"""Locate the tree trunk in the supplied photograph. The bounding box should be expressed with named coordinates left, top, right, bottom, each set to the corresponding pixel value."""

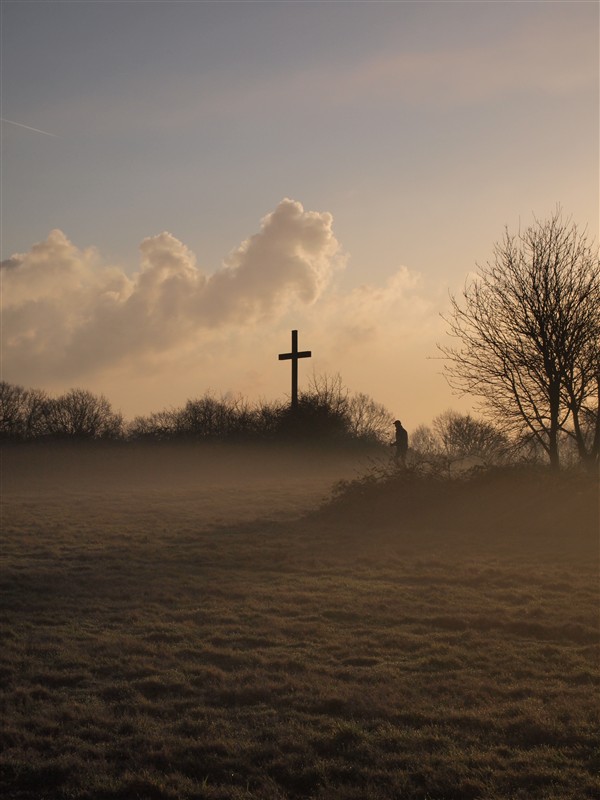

left=587, top=368, right=600, bottom=472
left=548, top=382, right=561, bottom=470
left=548, top=434, right=560, bottom=469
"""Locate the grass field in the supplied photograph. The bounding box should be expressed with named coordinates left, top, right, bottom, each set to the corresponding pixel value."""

left=1, top=444, right=598, bottom=799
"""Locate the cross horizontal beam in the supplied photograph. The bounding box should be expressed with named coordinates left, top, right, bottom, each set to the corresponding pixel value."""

left=278, top=350, right=311, bottom=361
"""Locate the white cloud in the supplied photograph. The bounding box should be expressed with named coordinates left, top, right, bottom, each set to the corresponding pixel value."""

left=1, top=199, right=343, bottom=382
left=1, top=199, right=455, bottom=423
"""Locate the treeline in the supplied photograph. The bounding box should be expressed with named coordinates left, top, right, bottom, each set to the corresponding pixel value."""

left=0, top=376, right=394, bottom=447
left=2, top=378, right=591, bottom=467
left=0, top=384, right=123, bottom=441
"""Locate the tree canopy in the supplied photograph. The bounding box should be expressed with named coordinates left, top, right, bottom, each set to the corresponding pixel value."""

left=440, top=210, right=599, bottom=469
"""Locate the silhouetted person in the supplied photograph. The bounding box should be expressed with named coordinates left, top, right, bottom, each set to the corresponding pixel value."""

left=392, top=420, right=408, bottom=466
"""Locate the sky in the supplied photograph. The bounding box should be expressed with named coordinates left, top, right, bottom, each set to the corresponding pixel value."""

left=1, top=0, right=598, bottom=429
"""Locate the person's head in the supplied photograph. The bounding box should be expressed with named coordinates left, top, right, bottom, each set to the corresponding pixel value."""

left=394, top=420, right=402, bottom=428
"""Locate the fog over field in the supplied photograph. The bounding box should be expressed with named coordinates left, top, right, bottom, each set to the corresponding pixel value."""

left=1, top=444, right=598, bottom=799
left=3, top=443, right=369, bottom=525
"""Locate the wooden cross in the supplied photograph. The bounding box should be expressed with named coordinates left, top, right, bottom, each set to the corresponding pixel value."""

left=278, top=329, right=311, bottom=409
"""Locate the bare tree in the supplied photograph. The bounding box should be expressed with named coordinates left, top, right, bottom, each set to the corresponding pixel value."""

left=411, top=423, right=440, bottom=458
left=440, top=210, right=600, bottom=469
left=176, top=393, right=254, bottom=440
left=347, top=392, right=394, bottom=444
left=127, top=409, right=178, bottom=440
left=300, top=373, right=397, bottom=444
left=43, top=389, right=123, bottom=439
left=411, top=412, right=506, bottom=464
left=292, top=373, right=350, bottom=441
left=432, top=410, right=507, bottom=462
left=0, top=382, right=48, bottom=439
left=0, top=382, right=28, bottom=439
left=249, top=398, right=287, bottom=438
left=304, top=373, right=349, bottom=417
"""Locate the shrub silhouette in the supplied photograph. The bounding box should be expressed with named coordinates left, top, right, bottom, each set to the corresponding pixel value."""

left=275, top=373, right=393, bottom=445
left=1, top=376, right=391, bottom=447
left=275, top=394, right=350, bottom=442
left=127, top=374, right=393, bottom=446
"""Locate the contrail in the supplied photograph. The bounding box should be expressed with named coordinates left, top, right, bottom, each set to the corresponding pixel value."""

left=0, top=118, right=57, bottom=137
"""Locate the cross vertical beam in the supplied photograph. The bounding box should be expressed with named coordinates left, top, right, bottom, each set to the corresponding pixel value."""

left=278, top=329, right=312, bottom=409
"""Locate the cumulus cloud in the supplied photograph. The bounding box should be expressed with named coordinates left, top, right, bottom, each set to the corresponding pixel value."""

left=1, top=199, right=342, bottom=381
left=2, top=198, right=452, bottom=421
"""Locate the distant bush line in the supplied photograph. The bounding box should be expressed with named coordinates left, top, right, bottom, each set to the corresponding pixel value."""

left=0, top=376, right=395, bottom=448
left=3, top=376, right=591, bottom=467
